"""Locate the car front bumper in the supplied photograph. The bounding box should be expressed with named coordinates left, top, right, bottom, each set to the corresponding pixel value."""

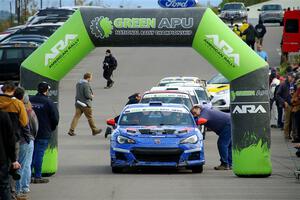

left=110, top=143, right=205, bottom=168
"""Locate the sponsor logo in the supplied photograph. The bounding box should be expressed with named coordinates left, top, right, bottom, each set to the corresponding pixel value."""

left=44, top=34, right=78, bottom=67
left=204, top=34, right=240, bottom=67
left=158, top=0, right=198, bottom=8
left=232, top=105, right=267, bottom=114
left=90, top=16, right=194, bottom=38
left=90, top=16, right=113, bottom=39
left=230, top=90, right=269, bottom=101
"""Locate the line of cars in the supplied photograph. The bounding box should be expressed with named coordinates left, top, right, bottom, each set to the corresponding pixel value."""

left=217, top=2, right=285, bottom=26
left=0, top=7, right=76, bottom=83
left=107, top=75, right=230, bottom=173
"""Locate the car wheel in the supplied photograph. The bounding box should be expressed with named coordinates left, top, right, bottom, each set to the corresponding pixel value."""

left=112, top=167, right=123, bottom=173
left=191, top=165, right=203, bottom=173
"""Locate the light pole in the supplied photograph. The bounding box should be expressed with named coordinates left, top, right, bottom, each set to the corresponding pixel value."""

left=40, top=0, right=42, bottom=9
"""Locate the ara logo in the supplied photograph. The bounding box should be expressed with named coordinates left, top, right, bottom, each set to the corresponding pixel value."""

left=205, top=35, right=240, bottom=66
left=45, top=34, right=78, bottom=66
left=232, top=105, right=267, bottom=114
left=158, top=0, right=198, bottom=8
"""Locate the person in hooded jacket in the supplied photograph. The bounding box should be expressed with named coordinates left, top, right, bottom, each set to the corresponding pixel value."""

left=103, top=49, right=118, bottom=89
left=104, top=93, right=141, bottom=138
left=30, top=82, right=59, bottom=184
left=14, top=88, right=38, bottom=198
left=255, top=20, right=266, bottom=45
left=0, top=82, right=28, bottom=199
left=241, top=23, right=258, bottom=50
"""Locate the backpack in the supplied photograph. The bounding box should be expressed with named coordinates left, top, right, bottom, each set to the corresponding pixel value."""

left=112, top=56, right=118, bottom=70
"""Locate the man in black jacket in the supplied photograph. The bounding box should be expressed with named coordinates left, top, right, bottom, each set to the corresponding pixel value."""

left=242, top=23, right=258, bottom=50
left=255, top=20, right=266, bottom=45
left=0, top=110, right=21, bottom=200
left=103, top=49, right=118, bottom=89
left=30, top=82, right=59, bottom=184
left=276, top=72, right=296, bottom=139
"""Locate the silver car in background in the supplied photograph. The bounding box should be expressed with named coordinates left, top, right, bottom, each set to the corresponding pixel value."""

left=258, top=4, right=284, bottom=26
left=218, top=2, right=249, bottom=25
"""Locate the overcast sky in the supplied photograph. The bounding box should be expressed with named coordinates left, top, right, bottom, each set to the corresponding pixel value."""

left=0, top=0, right=222, bottom=11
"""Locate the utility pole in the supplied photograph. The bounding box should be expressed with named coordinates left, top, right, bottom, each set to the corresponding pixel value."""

left=60, top=0, right=62, bottom=7
left=24, top=0, right=28, bottom=21
left=10, top=1, right=13, bottom=24
left=40, top=0, right=42, bottom=9
left=15, top=0, right=20, bottom=24
left=74, top=0, right=76, bottom=6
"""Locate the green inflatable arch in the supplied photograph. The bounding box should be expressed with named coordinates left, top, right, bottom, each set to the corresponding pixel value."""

left=20, top=7, right=271, bottom=177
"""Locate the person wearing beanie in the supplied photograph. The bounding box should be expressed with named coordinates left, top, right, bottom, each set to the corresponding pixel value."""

left=30, top=82, right=59, bottom=184
left=102, top=49, right=118, bottom=89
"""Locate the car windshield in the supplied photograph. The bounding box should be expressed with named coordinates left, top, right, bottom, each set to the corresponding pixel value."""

left=141, top=94, right=193, bottom=109
left=223, top=4, right=244, bottom=10
left=195, top=90, right=209, bottom=101
left=207, top=74, right=229, bottom=84
left=119, top=107, right=194, bottom=126
left=37, top=9, right=74, bottom=16
left=16, top=26, right=60, bottom=37
left=262, top=5, right=282, bottom=11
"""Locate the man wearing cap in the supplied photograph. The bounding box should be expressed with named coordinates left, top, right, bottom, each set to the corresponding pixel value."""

left=102, top=49, right=118, bottom=89
left=30, top=82, right=59, bottom=184
left=191, top=105, right=232, bottom=170
left=276, top=72, right=296, bottom=139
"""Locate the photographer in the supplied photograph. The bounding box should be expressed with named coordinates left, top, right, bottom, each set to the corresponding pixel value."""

left=0, top=110, right=21, bottom=200
left=102, top=49, right=118, bottom=89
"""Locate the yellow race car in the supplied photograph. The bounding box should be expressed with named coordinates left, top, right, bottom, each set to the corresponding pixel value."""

left=207, top=74, right=230, bottom=96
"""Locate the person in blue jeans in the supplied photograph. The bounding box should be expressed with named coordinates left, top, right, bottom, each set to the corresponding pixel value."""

left=191, top=105, right=232, bottom=170
left=14, top=88, right=39, bottom=197
left=30, top=82, right=59, bottom=184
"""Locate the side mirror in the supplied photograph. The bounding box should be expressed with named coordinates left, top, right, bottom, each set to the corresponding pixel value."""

left=247, top=8, right=250, bottom=11
left=197, top=118, right=207, bottom=126
left=257, top=8, right=261, bottom=11
left=106, top=118, right=116, bottom=126
left=218, top=8, right=221, bottom=13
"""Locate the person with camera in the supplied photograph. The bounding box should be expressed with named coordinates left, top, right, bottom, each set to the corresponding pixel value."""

left=0, top=110, right=21, bottom=200
left=102, top=49, right=118, bottom=89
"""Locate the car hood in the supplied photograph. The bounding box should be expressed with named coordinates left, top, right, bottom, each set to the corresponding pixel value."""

left=118, top=125, right=198, bottom=138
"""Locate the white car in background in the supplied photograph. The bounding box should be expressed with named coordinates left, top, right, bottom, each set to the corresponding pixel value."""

left=158, top=76, right=205, bottom=87
left=211, top=89, right=230, bottom=112
left=151, top=85, right=212, bottom=108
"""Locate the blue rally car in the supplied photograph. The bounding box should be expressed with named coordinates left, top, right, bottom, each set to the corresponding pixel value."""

left=107, top=102, right=205, bottom=173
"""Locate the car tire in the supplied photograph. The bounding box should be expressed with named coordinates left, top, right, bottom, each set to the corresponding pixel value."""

left=191, top=165, right=203, bottom=173
left=112, top=167, right=123, bottom=173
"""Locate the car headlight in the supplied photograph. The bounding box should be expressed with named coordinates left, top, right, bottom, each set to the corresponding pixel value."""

left=180, top=135, right=198, bottom=144
left=216, top=89, right=229, bottom=95
left=117, top=135, right=135, bottom=144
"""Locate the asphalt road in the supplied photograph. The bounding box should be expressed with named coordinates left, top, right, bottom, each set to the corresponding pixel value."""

left=29, top=25, right=300, bottom=200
